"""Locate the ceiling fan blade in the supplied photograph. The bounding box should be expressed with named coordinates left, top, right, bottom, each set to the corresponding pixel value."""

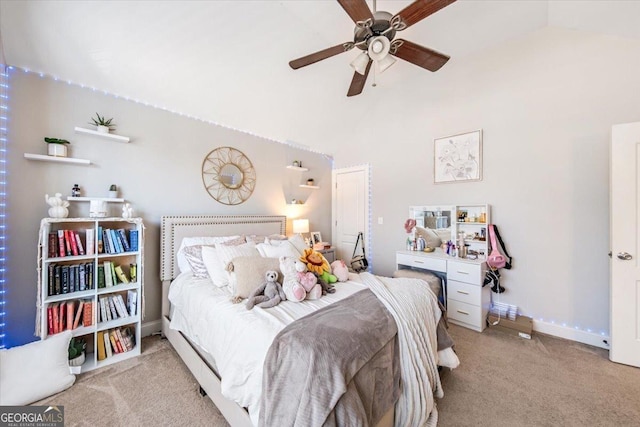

left=337, top=0, right=373, bottom=24
left=391, top=39, right=450, bottom=72
left=394, top=0, right=456, bottom=30
left=347, top=59, right=372, bottom=97
left=289, top=43, right=353, bottom=69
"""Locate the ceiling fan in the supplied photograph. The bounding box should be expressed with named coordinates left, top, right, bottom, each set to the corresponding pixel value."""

left=289, top=0, right=456, bottom=97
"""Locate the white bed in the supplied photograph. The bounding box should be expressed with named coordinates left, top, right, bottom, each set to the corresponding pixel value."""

left=160, top=215, right=453, bottom=427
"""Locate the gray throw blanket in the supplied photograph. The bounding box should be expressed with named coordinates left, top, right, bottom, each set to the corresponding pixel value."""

left=259, top=289, right=400, bottom=427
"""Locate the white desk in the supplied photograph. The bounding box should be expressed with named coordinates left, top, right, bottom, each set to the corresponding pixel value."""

left=396, top=250, right=490, bottom=332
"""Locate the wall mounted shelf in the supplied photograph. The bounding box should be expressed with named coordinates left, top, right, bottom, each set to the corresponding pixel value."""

left=74, top=127, right=130, bottom=143
left=299, top=184, right=319, bottom=189
left=24, top=153, right=91, bottom=165
left=286, top=165, right=309, bottom=172
left=67, top=197, right=125, bottom=203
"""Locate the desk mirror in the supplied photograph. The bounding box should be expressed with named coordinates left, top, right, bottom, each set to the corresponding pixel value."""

left=409, top=205, right=454, bottom=242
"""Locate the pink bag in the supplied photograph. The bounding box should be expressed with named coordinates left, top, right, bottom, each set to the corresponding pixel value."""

left=487, top=224, right=506, bottom=269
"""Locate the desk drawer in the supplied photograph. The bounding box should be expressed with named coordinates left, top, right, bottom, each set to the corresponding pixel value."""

left=447, top=260, right=483, bottom=284
left=448, top=280, right=481, bottom=305
left=447, top=299, right=483, bottom=328
left=396, top=254, right=446, bottom=273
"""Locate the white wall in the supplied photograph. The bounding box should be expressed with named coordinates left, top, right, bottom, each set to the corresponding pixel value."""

left=6, top=72, right=332, bottom=347
left=333, top=27, right=640, bottom=340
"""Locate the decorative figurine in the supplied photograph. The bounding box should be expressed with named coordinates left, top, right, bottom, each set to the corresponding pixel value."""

left=45, top=193, right=70, bottom=218
left=122, top=203, right=133, bottom=219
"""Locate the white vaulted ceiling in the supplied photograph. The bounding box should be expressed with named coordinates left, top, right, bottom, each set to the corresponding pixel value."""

left=1, top=0, right=639, bottom=154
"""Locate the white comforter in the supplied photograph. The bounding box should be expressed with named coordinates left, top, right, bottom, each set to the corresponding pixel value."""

left=169, top=271, right=458, bottom=426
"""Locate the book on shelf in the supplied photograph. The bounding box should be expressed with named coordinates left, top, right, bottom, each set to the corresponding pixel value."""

left=110, top=330, right=123, bottom=354
left=57, top=230, right=65, bottom=257
left=51, top=303, right=59, bottom=334
left=127, top=290, right=137, bottom=316
left=107, top=296, right=118, bottom=320
left=111, top=229, right=124, bottom=253
left=114, top=265, right=129, bottom=284
left=72, top=300, right=84, bottom=329
left=78, top=263, right=86, bottom=291
left=103, top=329, right=113, bottom=358
left=115, top=328, right=127, bottom=352
left=69, top=265, right=76, bottom=293
left=82, top=300, right=93, bottom=327
left=64, top=229, right=75, bottom=256
left=129, top=230, right=139, bottom=252
left=47, top=304, right=54, bottom=335
left=117, top=229, right=131, bottom=252
left=103, top=261, right=114, bottom=287
left=58, top=303, right=64, bottom=333
left=97, top=264, right=105, bottom=288
left=66, top=300, right=74, bottom=330
left=129, top=263, right=137, bottom=283
left=85, top=228, right=95, bottom=256
left=114, top=294, right=128, bottom=318
left=54, top=265, right=61, bottom=295
left=97, top=226, right=104, bottom=254
left=48, top=232, right=58, bottom=258
left=110, top=262, right=117, bottom=286
left=104, top=229, right=115, bottom=254
left=74, top=231, right=85, bottom=256
left=99, top=297, right=108, bottom=323
left=97, top=331, right=106, bottom=361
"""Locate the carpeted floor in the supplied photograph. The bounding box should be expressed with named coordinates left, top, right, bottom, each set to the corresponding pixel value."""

left=37, top=325, right=640, bottom=426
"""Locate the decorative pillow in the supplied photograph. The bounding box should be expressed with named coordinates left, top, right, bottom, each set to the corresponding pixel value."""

left=267, top=234, right=308, bottom=255
left=246, top=234, right=287, bottom=244
left=0, top=330, right=75, bottom=405
left=201, top=246, right=229, bottom=287
left=256, top=240, right=300, bottom=259
left=182, top=245, right=212, bottom=278
left=415, top=226, right=443, bottom=248
left=176, top=235, right=241, bottom=273
left=215, top=242, right=259, bottom=291
left=218, top=235, right=247, bottom=246
left=228, top=256, right=281, bottom=299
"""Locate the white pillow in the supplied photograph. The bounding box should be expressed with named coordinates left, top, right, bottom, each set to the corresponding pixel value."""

left=201, top=246, right=228, bottom=287
left=266, top=234, right=308, bottom=255
left=0, top=330, right=75, bottom=405
left=176, top=235, right=241, bottom=273
left=256, top=240, right=301, bottom=259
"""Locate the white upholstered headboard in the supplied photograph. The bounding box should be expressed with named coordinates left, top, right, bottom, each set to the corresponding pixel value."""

left=160, top=215, right=286, bottom=281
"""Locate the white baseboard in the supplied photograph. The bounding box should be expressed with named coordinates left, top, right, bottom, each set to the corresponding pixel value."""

left=142, top=319, right=162, bottom=337
left=532, top=320, right=610, bottom=349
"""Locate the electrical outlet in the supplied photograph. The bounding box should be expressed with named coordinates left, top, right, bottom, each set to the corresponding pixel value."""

left=378, top=217, right=383, bottom=225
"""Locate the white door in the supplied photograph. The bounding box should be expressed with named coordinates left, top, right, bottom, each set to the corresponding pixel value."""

left=332, top=165, right=370, bottom=266
left=610, top=121, right=640, bottom=367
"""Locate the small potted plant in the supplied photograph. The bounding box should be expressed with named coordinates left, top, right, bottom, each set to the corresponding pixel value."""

left=44, top=137, right=70, bottom=157
left=89, top=113, right=115, bottom=134
left=68, top=337, right=86, bottom=367
left=108, top=184, right=118, bottom=198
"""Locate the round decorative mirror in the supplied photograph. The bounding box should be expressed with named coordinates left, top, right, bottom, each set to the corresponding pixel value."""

left=202, top=147, right=256, bottom=205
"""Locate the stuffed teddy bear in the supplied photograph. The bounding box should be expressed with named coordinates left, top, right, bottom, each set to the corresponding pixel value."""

left=280, top=256, right=307, bottom=302
left=246, top=270, right=286, bottom=310
left=330, top=260, right=349, bottom=282
left=295, top=260, right=322, bottom=300
left=299, top=248, right=337, bottom=294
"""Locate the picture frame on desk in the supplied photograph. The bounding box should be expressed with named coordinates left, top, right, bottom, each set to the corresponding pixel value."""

left=434, top=129, right=482, bottom=184
left=310, top=231, right=322, bottom=245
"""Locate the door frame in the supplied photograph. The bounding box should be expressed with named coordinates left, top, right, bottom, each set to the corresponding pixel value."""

left=331, top=164, right=371, bottom=267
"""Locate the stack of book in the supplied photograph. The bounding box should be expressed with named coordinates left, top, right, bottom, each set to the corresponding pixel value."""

left=47, top=263, right=94, bottom=296
left=98, top=262, right=137, bottom=288
left=46, top=299, right=94, bottom=335
left=97, top=227, right=138, bottom=254
left=98, top=290, right=137, bottom=323
left=48, top=229, right=94, bottom=258
left=96, top=326, right=135, bottom=360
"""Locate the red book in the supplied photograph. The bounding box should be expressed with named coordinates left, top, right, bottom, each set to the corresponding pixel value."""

left=82, top=301, right=93, bottom=327
left=72, top=302, right=83, bottom=329
left=68, top=230, right=79, bottom=256
left=57, top=230, right=65, bottom=257
left=52, top=303, right=59, bottom=334
left=58, top=302, right=65, bottom=332
left=47, top=305, right=53, bottom=335
left=63, top=230, right=72, bottom=256
left=74, top=231, right=85, bottom=256
left=112, top=330, right=124, bottom=353
left=48, top=232, right=57, bottom=258
left=66, top=300, right=74, bottom=330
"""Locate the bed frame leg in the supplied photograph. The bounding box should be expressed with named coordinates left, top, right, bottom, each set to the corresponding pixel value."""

left=199, top=386, right=207, bottom=397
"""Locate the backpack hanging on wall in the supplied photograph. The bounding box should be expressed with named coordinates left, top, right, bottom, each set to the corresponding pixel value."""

left=487, top=224, right=513, bottom=270
left=350, top=232, right=368, bottom=273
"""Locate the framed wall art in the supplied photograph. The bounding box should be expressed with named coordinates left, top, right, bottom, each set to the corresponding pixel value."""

left=434, top=129, right=482, bottom=184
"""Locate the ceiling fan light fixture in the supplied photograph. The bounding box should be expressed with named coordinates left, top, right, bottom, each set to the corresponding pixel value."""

left=367, top=36, right=390, bottom=61
left=376, top=54, right=396, bottom=73
left=350, top=51, right=370, bottom=75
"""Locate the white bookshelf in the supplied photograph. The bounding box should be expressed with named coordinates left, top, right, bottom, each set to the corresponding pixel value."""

left=38, top=217, right=144, bottom=373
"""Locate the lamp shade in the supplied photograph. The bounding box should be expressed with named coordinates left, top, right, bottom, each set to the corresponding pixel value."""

left=367, top=36, right=390, bottom=61
left=350, top=52, right=370, bottom=75
left=293, top=219, right=309, bottom=234
left=376, top=54, right=396, bottom=73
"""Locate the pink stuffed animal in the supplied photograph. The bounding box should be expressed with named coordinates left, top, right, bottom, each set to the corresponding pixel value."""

left=295, top=260, right=322, bottom=300
left=330, top=260, right=349, bottom=282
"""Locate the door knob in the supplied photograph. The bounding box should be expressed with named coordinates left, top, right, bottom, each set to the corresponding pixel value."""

left=617, top=252, right=633, bottom=260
